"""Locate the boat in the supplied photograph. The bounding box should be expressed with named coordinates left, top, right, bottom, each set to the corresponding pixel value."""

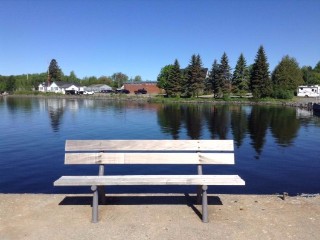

left=313, top=103, right=320, bottom=117
left=313, top=103, right=320, bottom=112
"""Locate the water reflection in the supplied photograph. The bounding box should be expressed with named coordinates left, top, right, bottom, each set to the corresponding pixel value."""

left=5, top=96, right=33, bottom=114
left=269, top=107, right=299, bottom=147
left=45, top=99, right=66, bottom=132
left=157, top=103, right=312, bottom=158
left=157, top=105, right=182, bottom=139
left=183, top=105, right=203, bottom=139
left=230, top=106, right=248, bottom=148
left=4, top=97, right=320, bottom=153
left=204, top=105, right=230, bottom=140
left=248, top=106, right=270, bottom=158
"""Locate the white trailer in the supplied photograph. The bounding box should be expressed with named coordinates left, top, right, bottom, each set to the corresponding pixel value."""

left=297, top=85, right=320, bottom=97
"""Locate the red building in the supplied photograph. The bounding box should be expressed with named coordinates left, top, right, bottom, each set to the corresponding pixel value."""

left=124, top=82, right=163, bottom=95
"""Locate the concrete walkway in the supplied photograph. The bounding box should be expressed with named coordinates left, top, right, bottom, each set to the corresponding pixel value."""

left=0, top=194, right=319, bottom=240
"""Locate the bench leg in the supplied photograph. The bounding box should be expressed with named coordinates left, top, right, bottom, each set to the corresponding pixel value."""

left=98, top=165, right=106, bottom=204
left=197, top=164, right=203, bottom=204
left=91, top=185, right=99, bottom=223
left=202, top=185, right=208, bottom=223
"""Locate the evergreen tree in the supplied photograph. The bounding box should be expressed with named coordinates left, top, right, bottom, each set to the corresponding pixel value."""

left=272, top=55, right=304, bottom=92
left=185, top=54, right=204, bottom=97
left=207, top=60, right=221, bottom=98
left=48, top=59, right=62, bottom=82
left=250, top=46, right=272, bottom=98
left=218, top=52, right=232, bottom=97
left=195, top=55, right=205, bottom=95
left=167, top=59, right=182, bottom=97
left=232, top=53, right=249, bottom=97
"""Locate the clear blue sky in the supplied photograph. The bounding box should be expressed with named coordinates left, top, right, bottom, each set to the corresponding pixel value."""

left=1, top=0, right=319, bottom=80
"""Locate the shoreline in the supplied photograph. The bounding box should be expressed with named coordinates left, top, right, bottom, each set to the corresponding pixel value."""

left=3, top=93, right=319, bottom=109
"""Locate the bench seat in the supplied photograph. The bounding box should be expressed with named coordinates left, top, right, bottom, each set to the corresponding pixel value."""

left=54, top=175, right=245, bottom=186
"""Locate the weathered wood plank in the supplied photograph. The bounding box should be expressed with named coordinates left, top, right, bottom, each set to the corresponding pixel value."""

left=54, top=175, right=245, bottom=186
left=65, top=152, right=235, bottom=164
left=65, top=140, right=234, bottom=152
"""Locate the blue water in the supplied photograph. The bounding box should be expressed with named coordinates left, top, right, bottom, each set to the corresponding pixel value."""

left=1, top=96, right=320, bottom=195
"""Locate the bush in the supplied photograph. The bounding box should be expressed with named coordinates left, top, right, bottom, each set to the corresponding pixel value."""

left=222, top=93, right=231, bottom=101
left=272, top=89, right=294, bottom=99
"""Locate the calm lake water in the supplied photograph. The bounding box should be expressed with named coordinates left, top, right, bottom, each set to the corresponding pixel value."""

left=1, top=96, right=320, bottom=195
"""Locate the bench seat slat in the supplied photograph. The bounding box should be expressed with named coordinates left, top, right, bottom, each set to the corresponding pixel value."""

left=66, top=140, right=234, bottom=152
left=65, top=152, right=235, bottom=164
left=54, top=175, right=245, bottom=186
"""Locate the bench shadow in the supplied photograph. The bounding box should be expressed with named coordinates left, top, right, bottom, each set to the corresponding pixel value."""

left=58, top=194, right=222, bottom=221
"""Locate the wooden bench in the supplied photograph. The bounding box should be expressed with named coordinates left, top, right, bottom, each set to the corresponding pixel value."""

left=54, top=140, right=245, bottom=223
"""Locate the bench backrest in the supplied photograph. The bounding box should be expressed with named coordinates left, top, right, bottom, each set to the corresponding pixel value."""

left=65, top=140, right=235, bottom=165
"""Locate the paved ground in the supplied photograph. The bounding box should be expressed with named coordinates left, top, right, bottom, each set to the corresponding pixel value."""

left=0, top=194, right=319, bottom=240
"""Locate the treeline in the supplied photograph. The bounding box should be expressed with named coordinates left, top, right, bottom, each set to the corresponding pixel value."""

left=157, top=45, right=320, bottom=99
left=0, top=59, right=143, bottom=93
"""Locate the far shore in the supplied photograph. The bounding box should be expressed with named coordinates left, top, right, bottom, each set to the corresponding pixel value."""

left=2, top=93, right=319, bottom=109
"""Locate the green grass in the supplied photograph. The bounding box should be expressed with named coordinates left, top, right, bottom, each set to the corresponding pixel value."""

left=11, top=91, right=300, bottom=105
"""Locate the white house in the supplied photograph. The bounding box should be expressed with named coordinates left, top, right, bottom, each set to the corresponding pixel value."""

left=38, top=82, right=50, bottom=92
left=38, top=81, right=84, bottom=94
left=297, top=85, right=320, bottom=97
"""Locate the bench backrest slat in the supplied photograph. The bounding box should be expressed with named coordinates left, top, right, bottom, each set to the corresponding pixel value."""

left=65, top=152, right=235, bottom=165
left=65, top=140, right=234, bottom=152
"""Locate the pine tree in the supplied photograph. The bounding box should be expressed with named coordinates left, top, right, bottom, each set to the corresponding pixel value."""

left=250, top=46, right=272, bottom=98
left=217, top=52, right=232, bottom=98
left=167, top=59, right=182, bottom=97
left=232, top=53, right=249, bottom=97
left=208, top=60, right=221, bottom=98
left=48, top=59, right=62, bottom=82
left=185, top=54, right=204, bottom=97
left=195, top=54, right=205, bottom=95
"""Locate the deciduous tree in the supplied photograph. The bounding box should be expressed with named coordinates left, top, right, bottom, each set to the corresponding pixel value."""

left=111, top=72, right=128, bottom=88
left=157, top=64, right=174, bottom=95
left=6, top=76, right=16, bottom=92
left=69, top=71, right=79, bottom=83
left=272, top=55, right=303, bottom=92
left=302, top=61, right=320, bottom=85
left=133, top=75, right=142, bottom=82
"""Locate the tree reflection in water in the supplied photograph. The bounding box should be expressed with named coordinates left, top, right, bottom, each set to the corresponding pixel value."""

left=157, top=103, right=302, bottom=158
